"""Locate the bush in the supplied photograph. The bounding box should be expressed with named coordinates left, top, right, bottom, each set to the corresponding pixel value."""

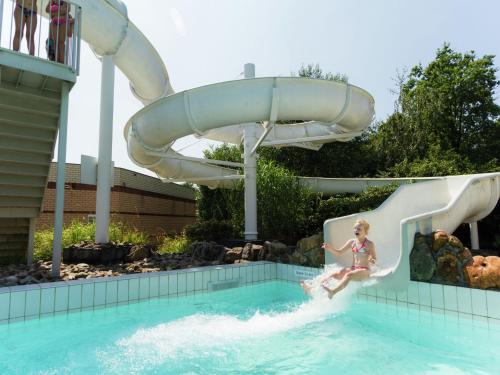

left=157, top=234, right=191, bottom=254
left=185, top=220, right=235, bottom=242
left=302, top=184, right=399, bottom=235
left=34, top=221, right=149, bottom=262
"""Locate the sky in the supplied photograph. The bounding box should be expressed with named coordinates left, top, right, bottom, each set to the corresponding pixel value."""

left=3, top=0, right=500, bottom=176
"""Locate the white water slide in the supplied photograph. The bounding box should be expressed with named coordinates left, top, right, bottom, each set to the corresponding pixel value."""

left=325, top=173, right=500, bottom=291
left=65, top=1, right=499, bottom=290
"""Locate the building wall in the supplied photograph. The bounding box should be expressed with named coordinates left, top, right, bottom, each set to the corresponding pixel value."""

left=38, top=163, right=197, bottom=235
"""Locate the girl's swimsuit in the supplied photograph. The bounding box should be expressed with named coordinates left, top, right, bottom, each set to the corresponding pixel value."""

left=351, top=239, right=369, bottom=270
left=17, top=4, right=37, bottom=17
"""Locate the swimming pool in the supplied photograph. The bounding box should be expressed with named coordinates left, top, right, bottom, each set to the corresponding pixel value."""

left=0, top=279, right=498, bottom=374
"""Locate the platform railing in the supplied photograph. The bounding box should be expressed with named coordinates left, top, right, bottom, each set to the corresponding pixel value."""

left=0, top=0, right=81, bottom=74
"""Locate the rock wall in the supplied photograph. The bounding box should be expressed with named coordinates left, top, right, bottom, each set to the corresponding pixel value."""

left=410, top=230, right=500, bottom=290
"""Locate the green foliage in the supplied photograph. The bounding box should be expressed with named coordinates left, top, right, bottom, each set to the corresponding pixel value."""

left=294, top=63, right=348, bottom=83
left=256, top=159, right=312, bottom=241
left=33, top=221, right=149, bottom=262
left=157, top=235, right=191, bottom=254
left=303, top=185, right=399, bottom=234
left=373, top=43, right=500, bottom=171
left=185, top=219, right=235, bottom=242
left=379, top=146, right=474, bottom=177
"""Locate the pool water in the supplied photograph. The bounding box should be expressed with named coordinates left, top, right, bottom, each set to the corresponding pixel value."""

left=0, top=280, right=498, bottom=374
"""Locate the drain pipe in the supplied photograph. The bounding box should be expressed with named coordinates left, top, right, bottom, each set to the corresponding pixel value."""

left=243, top=63, right=258, bottom=240
left=95, top=55, right=116, bottom=243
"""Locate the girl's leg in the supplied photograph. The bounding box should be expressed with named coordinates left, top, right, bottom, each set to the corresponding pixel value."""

left=25, top=11, right=37, bottom=55
left=13, top=7, right=24, bottom=52
left=299, top=280, right=313, bottom=296
left=322, top=269, right=370, bottom=299
left=56, top=25, right=67, bottom=63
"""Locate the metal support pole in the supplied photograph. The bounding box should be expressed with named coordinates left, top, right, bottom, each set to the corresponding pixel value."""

left=26, top=218, right=36, bottom=266
left=243, top=63, right=258, bottom=240
left=51, top=82, right=70, bottom=277
left=469, top=221, right=479, bottom=250
left=0, top=0, right=4, bottom=42
left=95, top=55, right=115, bottom=243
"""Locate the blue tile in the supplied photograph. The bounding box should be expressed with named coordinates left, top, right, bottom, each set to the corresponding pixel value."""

left=40, top=288, right=55, bottom=314
left=68, top=285, right=82, bottom=310
left=9, top=291, right=26, bottom=319
left=128, top=278, right=139, bottom=301
left=0, top=293, right=10, bottom=320
left=54, top=286, right=69, bottom=312
left=159, top=276, right=169, bottom=296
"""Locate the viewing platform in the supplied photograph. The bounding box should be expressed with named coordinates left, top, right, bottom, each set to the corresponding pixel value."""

left=0, top=0, right=82, bottom=263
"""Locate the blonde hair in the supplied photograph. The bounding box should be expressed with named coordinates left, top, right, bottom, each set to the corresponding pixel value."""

left=354, top=219, right=370, bottom=233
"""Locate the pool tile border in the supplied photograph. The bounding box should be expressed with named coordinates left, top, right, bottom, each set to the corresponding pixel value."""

left=274, top=263, right=500, bottom=327
left=2, top=261, right=500, bottom=328
left=0, top=261, right=275, bottom=324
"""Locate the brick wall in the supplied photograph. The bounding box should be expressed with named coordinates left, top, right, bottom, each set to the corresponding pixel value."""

left=38, top=163, right=197, bottom=236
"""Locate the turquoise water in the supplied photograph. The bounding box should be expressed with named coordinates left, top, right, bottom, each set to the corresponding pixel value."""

left=0, top=280, right=498, bottom=374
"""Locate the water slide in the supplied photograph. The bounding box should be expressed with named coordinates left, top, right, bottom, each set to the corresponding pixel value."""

left=55, top=1, right=499, bottom=290
left=324, top=173, right=500, bottom=291
left=55, top=0, right=374, bottom=189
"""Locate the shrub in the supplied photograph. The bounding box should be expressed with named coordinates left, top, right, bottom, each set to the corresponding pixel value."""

left=157, top=234, right=191, bottom=254
left=185, top=220, right=235, bottom=242
left=33, top=221, right=149, bottom=262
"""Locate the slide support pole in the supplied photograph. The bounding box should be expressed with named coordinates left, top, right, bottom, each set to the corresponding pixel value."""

left=95, top=55, right=115, bottom=243
left=243, top=63, right=258, bottom=241
left=51, top=82, right=70, bottom=277
left=469, top=221, right=479, bottom=250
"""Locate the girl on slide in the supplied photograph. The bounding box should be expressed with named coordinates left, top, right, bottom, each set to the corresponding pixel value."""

left=46, top=0, right=74, bottom=63
left=300, top=219, right=377, bottom=299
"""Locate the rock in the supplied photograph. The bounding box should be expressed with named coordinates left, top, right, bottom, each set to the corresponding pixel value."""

left=292, top=233, right=324, bottom=267
left=435, top=249, right=461, bottom=284
left=224, top=248, right=242, bottom=264
left=264, top=241, right=289, bottom=257
left=464, top=256, right=500, bottom=289
left=410, top=233, right=436, bottom=281
left=128, top=245, right=152, bottom=261
left=5, top=275, right=18, bottom=284
left=290, top=251, right=308, bottom=266
left=448, top=235, right=464, bottom=250
left=189, top=241, right=226, bottom=261
left=432, top=230, right=449, bottom=252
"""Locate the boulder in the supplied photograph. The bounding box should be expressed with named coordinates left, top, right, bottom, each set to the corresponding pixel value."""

left=242, top=243, right=260, bottom=261
left=432, top=230, right=449, bottom=252
left=293, top=233, right=324, bottom=267
left=128, top=245, right=152, bottom=262
left=264, top=241, right=288, bottom=257
left=224, top=248, right=243, bottom=264
left=410, top=233, right=436, bottom=281
left=464, top=256, right=500, bottom=289
left=189, top=241, right=226, bottom=261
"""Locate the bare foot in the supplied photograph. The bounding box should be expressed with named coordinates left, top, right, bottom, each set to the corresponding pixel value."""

left=322, top=283, right=334, bottom=299
left=300, top=280, right=312, bottom=296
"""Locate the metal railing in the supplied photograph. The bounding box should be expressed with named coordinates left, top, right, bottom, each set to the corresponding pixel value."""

left=0, top=0, right=81, bottom=73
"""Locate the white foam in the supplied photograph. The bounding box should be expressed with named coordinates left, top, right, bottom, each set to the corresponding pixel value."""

left=101, top=265, right=373, bottom=372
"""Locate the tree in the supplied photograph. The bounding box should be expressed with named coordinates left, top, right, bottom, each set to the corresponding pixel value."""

left=373, top=43, right=500, bottom=173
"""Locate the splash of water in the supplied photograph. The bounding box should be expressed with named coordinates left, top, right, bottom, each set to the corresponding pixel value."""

left=101, top=265, right=375, bottom=373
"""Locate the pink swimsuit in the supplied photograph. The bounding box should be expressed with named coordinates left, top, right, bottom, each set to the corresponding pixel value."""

left=351, top=239, right=369, bottom=270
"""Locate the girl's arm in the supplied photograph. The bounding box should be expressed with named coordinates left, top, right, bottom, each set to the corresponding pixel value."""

left=368, top=243, right=378, bottom=264
left=322, top=240, right=352, bottom=256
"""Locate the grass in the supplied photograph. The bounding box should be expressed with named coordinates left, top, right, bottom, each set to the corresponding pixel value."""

left=157, top=234, right=191, bottom=255
left=34, top=221, right=149, bottom=262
